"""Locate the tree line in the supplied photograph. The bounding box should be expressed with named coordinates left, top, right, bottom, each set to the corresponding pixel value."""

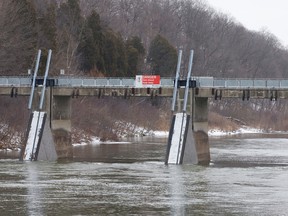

left=0, top=0, right=176, bottom=77
left=1, top=0, right=288, bottom=78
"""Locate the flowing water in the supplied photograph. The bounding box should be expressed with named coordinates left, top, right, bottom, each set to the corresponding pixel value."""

left=1, top=135, right=288, bottom=216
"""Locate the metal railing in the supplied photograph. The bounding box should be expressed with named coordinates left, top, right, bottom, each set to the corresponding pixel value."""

left=0, top=76, right=32, bottom=86
left=57, top=77, right=136, bottom=87
left=212, top=78, right=288, bottom=88
left=0, top=76, right=175, bottom=87
left=1, top=76, right=288, bottom=89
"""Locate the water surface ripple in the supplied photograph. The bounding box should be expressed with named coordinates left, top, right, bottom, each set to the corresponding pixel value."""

left=0, top=136, right=288, bottom=215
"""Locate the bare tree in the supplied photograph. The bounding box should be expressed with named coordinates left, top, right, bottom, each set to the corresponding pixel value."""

left=54, top=0, right=85, bottom=75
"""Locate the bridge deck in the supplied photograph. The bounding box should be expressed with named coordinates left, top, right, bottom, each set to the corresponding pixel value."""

left=1, top=76, right=288, bottom=99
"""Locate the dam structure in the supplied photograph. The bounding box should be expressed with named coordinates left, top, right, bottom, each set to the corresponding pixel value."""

left=2, top=50, right=288, bottom=163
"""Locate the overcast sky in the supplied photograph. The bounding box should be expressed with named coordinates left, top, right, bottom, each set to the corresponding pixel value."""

left=206, top=0, right=288, bottom=47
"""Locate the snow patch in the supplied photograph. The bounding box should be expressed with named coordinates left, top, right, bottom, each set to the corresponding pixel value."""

left=208, top=127, right=264, bottom=136
left=152, top=131, right=169, bottom=137
left=72, top=137, right=100, bottom=146
left=114, top=121, right=154, bottom=137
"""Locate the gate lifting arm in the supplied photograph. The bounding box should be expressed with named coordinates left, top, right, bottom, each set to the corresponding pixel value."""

left=171, top=49, right=183, bottom=112
left=183, top=50, right=194, bottom=112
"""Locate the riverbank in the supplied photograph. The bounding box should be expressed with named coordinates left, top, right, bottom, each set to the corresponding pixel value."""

left=0, top=126, right=287, bottom=150
left=208, top=127, right=264, bottom=136
left=72, top=127, right=280, bottom=146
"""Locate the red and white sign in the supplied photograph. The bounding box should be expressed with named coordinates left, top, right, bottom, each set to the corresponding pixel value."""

left=135, top=75, right=160, bottom=87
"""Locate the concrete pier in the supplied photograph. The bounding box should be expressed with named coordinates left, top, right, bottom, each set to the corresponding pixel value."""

left=166, top=95, right=210, bottom=165
left=191, top=97, right=210, bottom=165
left=21, top=87, right=58, bottom=161
left=51, top=95, right=72, bottom=158
left=21, top=86, right=73, bottom=160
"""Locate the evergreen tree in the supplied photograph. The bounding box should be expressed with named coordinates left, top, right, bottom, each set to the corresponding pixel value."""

left=147, top=34, right=177, bottom=76
left=126, top=46, right=139, bottom=76
left=80, top=10, right=128, bottom=76
left=115, top=34, right=128, bottom=77
left=126, top=36, right=145, bottom=76
left=79, top=11, right=105, bottom=74
left=126, top=36, right=145, bottom=56
left=102, top=31, right=127, bottom=76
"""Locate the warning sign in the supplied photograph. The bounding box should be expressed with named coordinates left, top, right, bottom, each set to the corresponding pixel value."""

left=135, top=75, right=160, bottom=87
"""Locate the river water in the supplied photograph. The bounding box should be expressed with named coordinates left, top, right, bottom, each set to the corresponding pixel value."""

left=0, top=135, right=288, bottom=216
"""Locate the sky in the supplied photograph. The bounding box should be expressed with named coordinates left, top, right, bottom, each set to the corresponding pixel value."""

left=206, top=0, right=288, bottom=46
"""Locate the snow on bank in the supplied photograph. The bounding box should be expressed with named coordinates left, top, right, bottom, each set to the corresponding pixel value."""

left=72, top=130, right=169, bottom=146
left=72, top=136, right=101, bottom=146
left=72, top=127, right=278, bottom=146
left=72, top=122, right=287, bottom=146
left=153, top=127, right=266, bottom=137
left=153, top=131, right=169, bottom=137
left=208, top=127, right=264, bottom=136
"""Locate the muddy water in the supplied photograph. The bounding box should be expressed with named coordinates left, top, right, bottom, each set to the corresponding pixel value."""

left=0, top=135, right=288, bottom=215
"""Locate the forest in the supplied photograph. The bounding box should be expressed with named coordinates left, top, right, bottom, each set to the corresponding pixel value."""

left=1, top=0, right=288, bottom=148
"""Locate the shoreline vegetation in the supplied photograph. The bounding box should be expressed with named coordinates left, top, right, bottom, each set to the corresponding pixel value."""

left=1, top=126, right=286, bottom=151
left=1, top=97, right=288, bottom=151
left=1, top=115, right=287, bottom=151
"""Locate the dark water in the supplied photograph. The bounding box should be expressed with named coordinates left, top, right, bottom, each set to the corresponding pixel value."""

left=1, top=135, right=288, bottom=216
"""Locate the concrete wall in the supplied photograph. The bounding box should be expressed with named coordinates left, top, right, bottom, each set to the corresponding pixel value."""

left=51, top=95, right=72, bottom=158
left=192, top=97, right=210, bottom=165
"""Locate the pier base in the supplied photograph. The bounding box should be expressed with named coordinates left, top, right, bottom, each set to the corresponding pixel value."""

left=165, top=114, right=210, bottom=165
left=165, top=97, right=210, bottom=165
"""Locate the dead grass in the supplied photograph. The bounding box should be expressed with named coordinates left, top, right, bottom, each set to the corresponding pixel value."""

left=208, top=112, right=241, bottom=131
left=71, top=97, right=171, bottom=141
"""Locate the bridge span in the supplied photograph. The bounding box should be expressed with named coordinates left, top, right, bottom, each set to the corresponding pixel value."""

left=1, top=75, right=288, bottom=164
left=3, top=47, right=288, bottom=166
left=1, top=76, right=288, bottom=100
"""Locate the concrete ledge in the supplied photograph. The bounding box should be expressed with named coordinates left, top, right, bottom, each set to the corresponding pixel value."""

left=52, top=128, right=73, bottom=158
left=51, top=120, right=71, bottom=131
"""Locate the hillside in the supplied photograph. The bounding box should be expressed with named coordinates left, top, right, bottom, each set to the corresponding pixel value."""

left=1, top=0, right=288, bottom=78
left=1, top=0, right=288, bottom=147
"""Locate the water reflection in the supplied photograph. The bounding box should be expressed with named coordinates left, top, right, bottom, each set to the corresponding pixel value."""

left=25, top=163, right=44, bottom=216
left=0, top=136, right=288, bottom=215
left=168, top=166, right=185, bottom=216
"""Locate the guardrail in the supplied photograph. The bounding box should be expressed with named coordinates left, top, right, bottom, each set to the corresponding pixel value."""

left=0, top=76, right=31, bottom=86
left=57, top=77, right=135, bottom=87
left=212, top=79, right=288, bottom=88
left=0, top=76, right=176, bottom=87
left=1, top=76, right=288, bottom=89
left=57, top=77, right=178, bottom=87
